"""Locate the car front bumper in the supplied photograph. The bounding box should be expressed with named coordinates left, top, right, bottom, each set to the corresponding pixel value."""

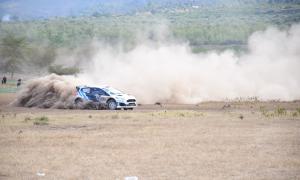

left=117, top=102, right=137, bottom=108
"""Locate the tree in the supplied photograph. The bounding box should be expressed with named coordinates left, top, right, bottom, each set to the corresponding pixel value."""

left=28, top=45, right=56, bottom=73
left=0, top=34, right=27, bottom=78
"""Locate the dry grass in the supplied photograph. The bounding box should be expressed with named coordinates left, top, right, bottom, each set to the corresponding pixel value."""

left=0, top=109, right=299, bottom=179
left=0, top=99, right=300, bottom=179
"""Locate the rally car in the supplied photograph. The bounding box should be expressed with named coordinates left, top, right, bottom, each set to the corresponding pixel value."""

left=74, top=86, right=137, bottom=110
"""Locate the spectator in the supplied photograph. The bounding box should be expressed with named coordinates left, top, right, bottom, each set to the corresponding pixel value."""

left=2, top=76, right=7, bottom=84
left=17, top=78, right=22, bottom=87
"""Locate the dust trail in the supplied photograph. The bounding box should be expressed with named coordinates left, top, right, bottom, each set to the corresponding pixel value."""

left=79, top=24, right=300, bottom=104
left=13, top=74, right=80, bottom=109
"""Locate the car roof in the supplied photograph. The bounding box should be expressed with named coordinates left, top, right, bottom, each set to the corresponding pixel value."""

left=76, top=85, right=111, bottom=89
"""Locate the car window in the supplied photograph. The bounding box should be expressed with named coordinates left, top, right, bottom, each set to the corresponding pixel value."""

left=103, top=88, right=123, bottom=95
left=82, top=88, right=90, bottom=93
left=91, top=88, right=108, bottom=96
left=97, top=89, right=106, bottom=95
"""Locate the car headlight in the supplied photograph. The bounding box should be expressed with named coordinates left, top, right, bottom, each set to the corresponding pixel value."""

left=115, top=97, right=125, bottom=102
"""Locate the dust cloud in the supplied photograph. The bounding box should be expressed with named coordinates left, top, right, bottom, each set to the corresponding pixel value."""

left=14, top=24, right=300, bottom=107
left=13, top=74, right=79, bottom=109
left=79, top=24, right=300, bottom=104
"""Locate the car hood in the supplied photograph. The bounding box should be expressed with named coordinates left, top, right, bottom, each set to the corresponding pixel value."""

left=111, top=94, right=136, bottom=100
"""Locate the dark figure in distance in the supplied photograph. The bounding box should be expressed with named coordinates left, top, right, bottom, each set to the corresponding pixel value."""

left=17, top=79, right=21, bottom=87
left=2, top=76, right=7, bottom=84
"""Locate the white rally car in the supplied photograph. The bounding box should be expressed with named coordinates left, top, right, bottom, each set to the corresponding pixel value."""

left=75, top=86, right=137, bottom=110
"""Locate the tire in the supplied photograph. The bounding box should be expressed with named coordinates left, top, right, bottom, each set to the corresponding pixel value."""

left=107, top=99, right=117, bottom=110
left=74, top=98, right=84, bottom=109
left=75, top=98, right=83, bottom=104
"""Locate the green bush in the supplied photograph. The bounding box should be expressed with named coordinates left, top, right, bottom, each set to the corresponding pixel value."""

left=292, top=112, right=298, bottom=117
left=33, top=116, right=49, bottom=125
left=275, top=107, right=287, bottom=116
left=48, top=65, right=80, bottom=75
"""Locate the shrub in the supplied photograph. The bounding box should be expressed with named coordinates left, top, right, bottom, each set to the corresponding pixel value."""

left=24, top=116, right=31, bottom=122
left=292, top=112, right=298, bottom=117
left=275, top=107, right=287, bottom=116
left=260, top=106, right=269, bottom=117
left=155, top=102, right=162, bottom=106
left=239, top=114, right=244, bottom=120
left=48, top=65, right=80, bottom=75
left=33, top=116, right=49, bottom=125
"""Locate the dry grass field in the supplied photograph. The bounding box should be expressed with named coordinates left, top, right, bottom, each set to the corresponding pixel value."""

left=0, top=94, right=300, bottom=179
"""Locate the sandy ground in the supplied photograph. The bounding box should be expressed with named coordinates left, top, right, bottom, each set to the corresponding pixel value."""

left=0, top=94, right=300, bottom=179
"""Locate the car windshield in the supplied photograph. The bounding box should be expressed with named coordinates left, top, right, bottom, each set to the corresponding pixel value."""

left=103, top=87, right=123, bottom=95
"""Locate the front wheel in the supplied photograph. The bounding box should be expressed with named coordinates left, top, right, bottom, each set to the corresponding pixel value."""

left=107, top=99, right=117, bottom=110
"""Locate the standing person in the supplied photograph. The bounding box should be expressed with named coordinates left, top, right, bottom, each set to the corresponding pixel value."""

left=2, top=76, right=7, bottom=84
left=17, top=78, right=21, bottom=87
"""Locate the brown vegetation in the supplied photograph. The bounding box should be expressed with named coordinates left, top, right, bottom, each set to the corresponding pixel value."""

left=0, top=95, right=300, bottom=179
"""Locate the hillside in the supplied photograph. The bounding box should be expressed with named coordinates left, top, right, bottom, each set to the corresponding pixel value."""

left=1, top=0, right=300, bottom=20
left=1, top=2, right=299, bottom=52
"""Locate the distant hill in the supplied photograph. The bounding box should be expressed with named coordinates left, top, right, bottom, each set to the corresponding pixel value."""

left=1, top=0, right=300, bottom=20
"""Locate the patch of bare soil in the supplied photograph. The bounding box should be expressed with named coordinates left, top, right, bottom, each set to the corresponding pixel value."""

left=0, top=94, right=15, bottom=107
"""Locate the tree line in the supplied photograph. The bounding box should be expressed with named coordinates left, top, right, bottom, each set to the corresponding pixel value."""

left=0, top=33, right=79, bottom=77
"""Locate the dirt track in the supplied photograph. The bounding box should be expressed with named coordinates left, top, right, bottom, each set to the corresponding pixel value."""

left=0, top=94, right=300, bottom=179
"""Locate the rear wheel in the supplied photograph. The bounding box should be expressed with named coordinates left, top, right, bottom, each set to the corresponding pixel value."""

left=107, top=99, right=117, bottom=110
left=75, top=98, right=83, bottom=109
left=75, top=98, right=83, bottom=104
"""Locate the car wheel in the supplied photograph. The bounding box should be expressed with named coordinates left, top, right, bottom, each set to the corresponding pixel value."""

left=75, top=98, right=83, bottom=104
left=74, top=98, right=83, bottom=109
left=107, top=99, right=117, bottom=110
